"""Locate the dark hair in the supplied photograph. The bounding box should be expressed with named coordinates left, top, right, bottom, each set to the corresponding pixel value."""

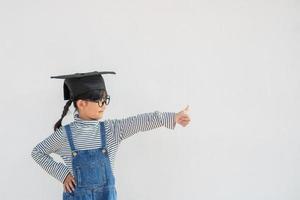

left=53, top=89, right=107, bottom=131
left=53, top=100, right=75, bottom=131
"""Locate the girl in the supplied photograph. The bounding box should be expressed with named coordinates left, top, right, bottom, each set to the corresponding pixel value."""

left=31, top=71, right=191, bottom=200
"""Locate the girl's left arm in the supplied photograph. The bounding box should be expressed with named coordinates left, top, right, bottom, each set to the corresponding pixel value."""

left=107, top=111, right=176, bottom=143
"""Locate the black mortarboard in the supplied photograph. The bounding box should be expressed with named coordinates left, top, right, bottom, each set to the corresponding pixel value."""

left=51, top=71, right=116, bottom=101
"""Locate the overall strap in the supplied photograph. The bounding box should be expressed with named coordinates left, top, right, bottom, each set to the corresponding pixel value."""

left=64, top=124, right=76, bottom=151
left=100, top=121, right=106, bottom=148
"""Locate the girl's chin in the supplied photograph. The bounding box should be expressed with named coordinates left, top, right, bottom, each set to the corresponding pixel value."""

left=98, top=112, right=104, bottom=117
left=91, top=116, right=102, bottom=120
left=90, top=113, right=103, bottom=120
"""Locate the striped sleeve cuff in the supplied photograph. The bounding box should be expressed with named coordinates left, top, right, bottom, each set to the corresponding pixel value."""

left=161, top=112, right=177, bottom=130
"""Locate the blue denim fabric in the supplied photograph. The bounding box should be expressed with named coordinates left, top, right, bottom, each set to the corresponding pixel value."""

left=63, top=122, right=117, bottom=200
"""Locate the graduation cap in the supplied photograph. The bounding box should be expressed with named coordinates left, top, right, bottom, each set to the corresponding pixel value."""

left=51, top=71, right=116, bottom=101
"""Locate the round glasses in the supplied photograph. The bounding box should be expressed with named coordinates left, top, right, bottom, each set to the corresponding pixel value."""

left=87, top=95, right=110, bottom=107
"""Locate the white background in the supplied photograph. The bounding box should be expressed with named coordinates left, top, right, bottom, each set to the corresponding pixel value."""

left=0, top=0, right=299, bottom=199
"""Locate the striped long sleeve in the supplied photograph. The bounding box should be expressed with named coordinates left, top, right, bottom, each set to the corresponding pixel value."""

left=109, top=111, right=176, bottom=142
left=31, top=126, right=70, bottom=183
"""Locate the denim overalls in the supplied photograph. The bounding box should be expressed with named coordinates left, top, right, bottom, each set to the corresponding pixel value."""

left=63, top=122, right=117, bottom=200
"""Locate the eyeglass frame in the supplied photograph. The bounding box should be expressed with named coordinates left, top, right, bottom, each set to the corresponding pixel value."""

left=85, top=95, right=110, bottom=107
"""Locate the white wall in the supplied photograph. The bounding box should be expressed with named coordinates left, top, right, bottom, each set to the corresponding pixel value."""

left=0, top=0, right=299, bottom=199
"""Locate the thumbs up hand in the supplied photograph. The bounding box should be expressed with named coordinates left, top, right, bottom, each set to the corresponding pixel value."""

left=175, top=105, right=191, bottom=127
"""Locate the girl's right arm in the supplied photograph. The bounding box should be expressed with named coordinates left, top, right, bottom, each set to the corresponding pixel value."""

left=108, top=111, right=177, bottom=143
left=31, top=126, right=70, bottom=184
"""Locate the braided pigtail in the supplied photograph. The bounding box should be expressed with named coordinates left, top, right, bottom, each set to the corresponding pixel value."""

left=53, top=99, right=73, bottom=131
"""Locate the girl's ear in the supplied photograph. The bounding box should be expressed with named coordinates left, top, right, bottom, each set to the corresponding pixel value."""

left=76, top=99, right=87, bottom=110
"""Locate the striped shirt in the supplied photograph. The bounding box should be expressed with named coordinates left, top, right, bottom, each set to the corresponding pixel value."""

left=31, top=111, right=176, bottom=183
